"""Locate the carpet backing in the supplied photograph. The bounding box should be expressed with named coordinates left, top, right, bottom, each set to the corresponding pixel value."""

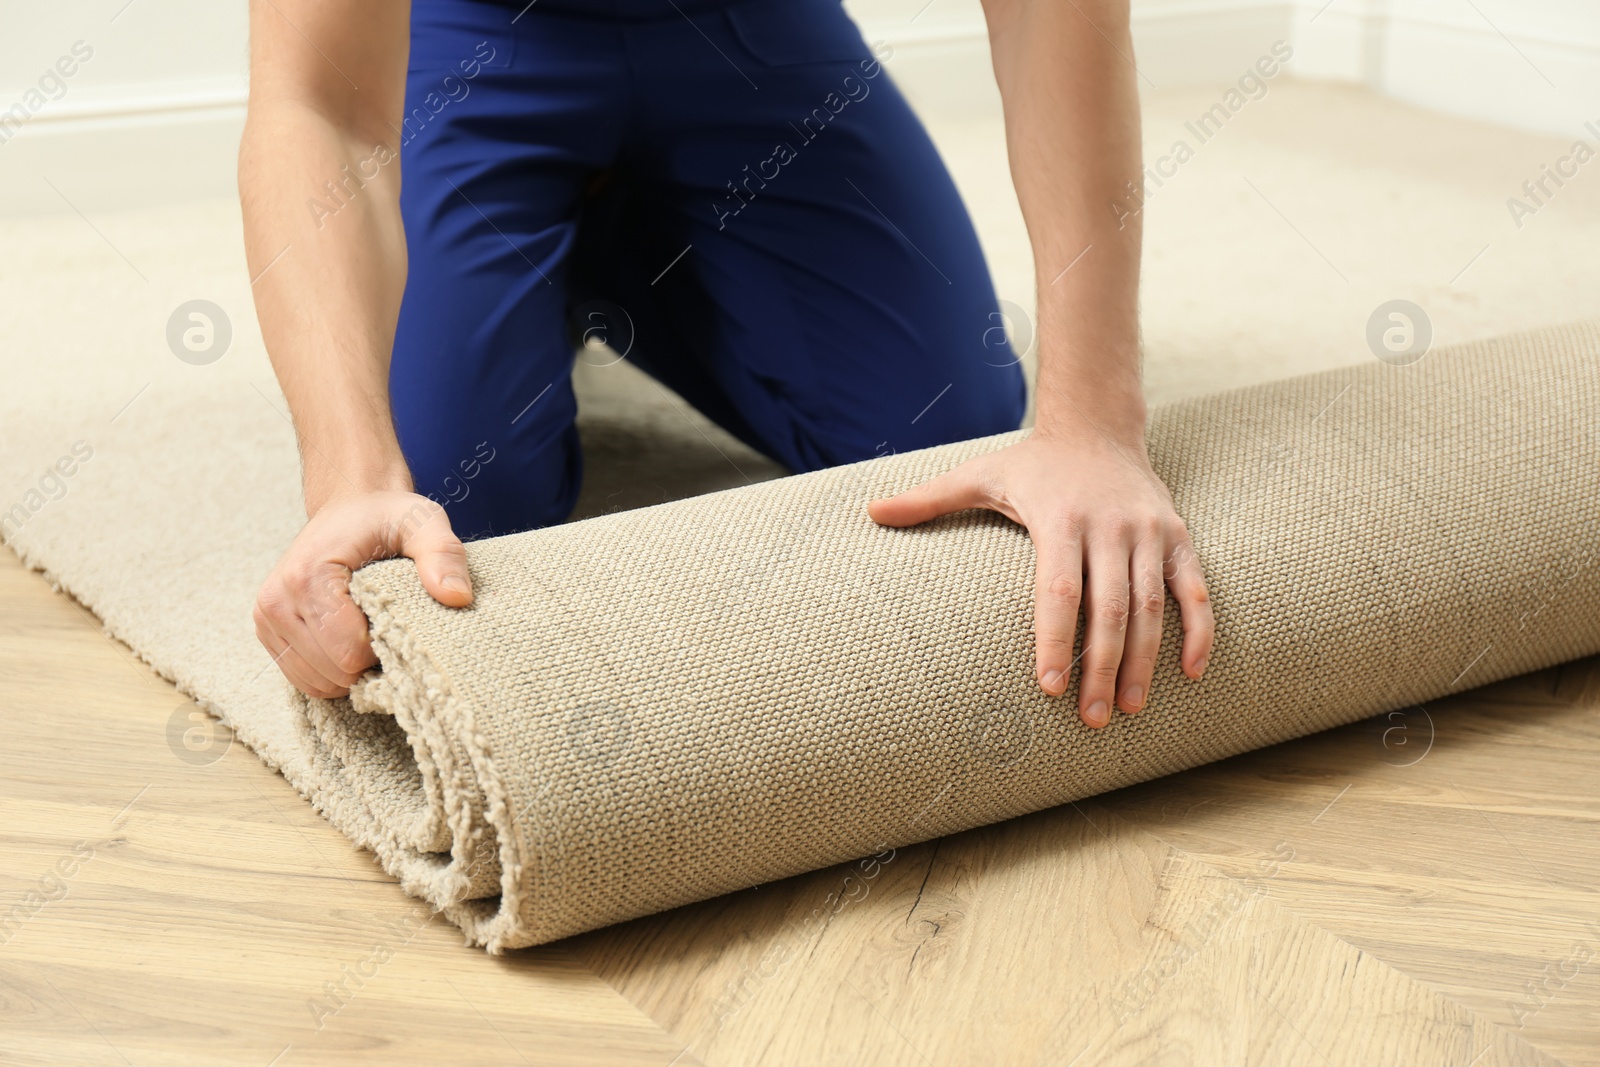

left=5, top=320, right=1599, bottom=951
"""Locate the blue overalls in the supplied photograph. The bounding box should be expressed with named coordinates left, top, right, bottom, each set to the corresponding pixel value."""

left=392, top=0, right=1026, bottom=538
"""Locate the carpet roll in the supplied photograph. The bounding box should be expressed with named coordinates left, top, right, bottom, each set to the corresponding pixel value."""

left=306, top=322, right=1600, bottom=951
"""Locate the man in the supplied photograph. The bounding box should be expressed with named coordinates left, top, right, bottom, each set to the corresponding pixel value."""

left=243, top=0, right=1214, bottom=728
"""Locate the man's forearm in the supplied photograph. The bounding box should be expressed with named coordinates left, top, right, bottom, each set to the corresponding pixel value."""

left=241, top=103, right=411, bottom=515
left=982, top=0, right=1145, bottom=443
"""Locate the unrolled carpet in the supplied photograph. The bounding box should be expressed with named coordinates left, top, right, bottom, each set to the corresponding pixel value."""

left=5, top=320, right=1600, bottom=951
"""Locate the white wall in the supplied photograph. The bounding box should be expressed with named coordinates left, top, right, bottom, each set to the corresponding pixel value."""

left=0, top=0, right=248, bottom=214
left=0, top=0, right=1596, bottom=216
left=851, top=0, right=1600, bottom=139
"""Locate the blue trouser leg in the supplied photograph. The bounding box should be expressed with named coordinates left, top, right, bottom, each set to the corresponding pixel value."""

left=392, top=0, right=1026, bottom=540
left=390, top=6, right=620, bottom=539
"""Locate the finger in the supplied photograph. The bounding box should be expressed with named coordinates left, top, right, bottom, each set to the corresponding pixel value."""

left=280, top=643, right=350, bottom=699
left=296, top=564, right=380, bottom=682
left=867, top=460, right=996, bottom=528
left=276, top=591, right=369, bottom=694
left=255, top=615, right=348, bottom=700
left=1116, top=533, right=1166, bottom=714
left=1032, top=524, right=1083, bottom=697
left=256, top=572, right=368, bottom=687
left=1165, top=534, right=1215, bottom=678
left=394, top=499, right=474, bottom=607
left=1078, top=534, right=1132, bottom=728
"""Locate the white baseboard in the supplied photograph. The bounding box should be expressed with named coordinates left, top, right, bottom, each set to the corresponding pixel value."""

left=1290, top=1, right=1600, bottom=139
left=0, top=91, right=244, bottom=216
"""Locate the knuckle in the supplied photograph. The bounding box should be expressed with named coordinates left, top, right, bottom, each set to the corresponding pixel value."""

left=283, top=566, right=316, bottom=599
left=256, top=584, right=293, bottom=622
left=1045, top=572, right=1083, bottom=601
left=1046, top=509, right=1084, bottom=539
left=305, top=579, right=344, bottom=616
left=332, top=645, right=371, bottom=678
left=1095, top=595, right=1131, bottom=629
left=308, top=557, right=351, bottom=585
left=1098, top=513, right=1133, bottom=541
left=1132, top=582, right=1165, bottom=615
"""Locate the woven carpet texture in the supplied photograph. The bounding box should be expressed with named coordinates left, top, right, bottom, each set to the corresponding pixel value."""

left=5, top=320, right=1599, bottom=950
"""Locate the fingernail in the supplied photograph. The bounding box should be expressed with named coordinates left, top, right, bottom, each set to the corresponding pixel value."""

left=442, top=575, right=471, bottom=595
left=1194, top=657, right=1208, bottom=678
left=1042, top=670, right=1064, bottom=694
left=1085, top=700, right=1109, bottom=727
left=1123, top=686, right=1143, bottom=711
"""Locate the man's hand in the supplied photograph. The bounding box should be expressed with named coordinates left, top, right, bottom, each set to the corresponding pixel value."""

left=933, top=0, right=1204, bottom=724
left=242, top=0, right=425, bottom=699
left=868, top=427, right=1213, bottom=728
left=254, top=492, right=474, bottom=699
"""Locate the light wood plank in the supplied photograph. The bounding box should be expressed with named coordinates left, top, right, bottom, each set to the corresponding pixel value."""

left=0, top=549, right=691, bottom=1067
left=1102, top=673, right=1600, bottom=1066
left=7, top=538, right=1600, bottom=1065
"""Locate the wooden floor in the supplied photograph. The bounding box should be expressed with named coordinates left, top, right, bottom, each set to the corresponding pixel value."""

left=2, top=544, right=1597, bottom=1066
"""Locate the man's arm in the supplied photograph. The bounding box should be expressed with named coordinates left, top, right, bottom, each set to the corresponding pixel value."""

left=869, top=0, right=1215, bottom=727
left=243, top=0, right=472, bottom=699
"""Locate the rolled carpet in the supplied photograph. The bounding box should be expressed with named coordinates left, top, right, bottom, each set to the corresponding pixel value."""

left=4, top=321, right=1597, bottom=952
left=302, top=320, right=1600, bottom=951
